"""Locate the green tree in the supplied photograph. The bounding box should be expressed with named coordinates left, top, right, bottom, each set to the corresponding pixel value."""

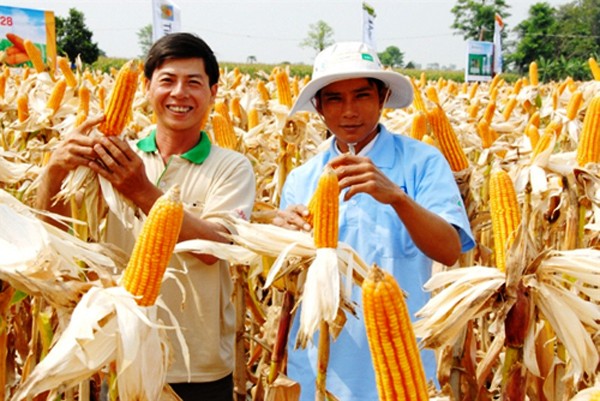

left=300, top=20, right=334, bottom=55
left=378, top=46, right=404, bottom=68
left=451, top=0, right=510, bottom=42
left=137, top=24, right=153, bottom=59
left=554, top=0, right=599, bottom=60
left=56, top=8, right=100, bottom=64
left=507, top=3, right=558, bottom=74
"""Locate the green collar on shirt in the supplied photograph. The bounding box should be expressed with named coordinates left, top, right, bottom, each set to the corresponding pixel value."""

left=136, top=129, right=211, bottom=164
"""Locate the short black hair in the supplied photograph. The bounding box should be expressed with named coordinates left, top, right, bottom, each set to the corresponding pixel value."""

left=144, top=32, right=220, bottom=86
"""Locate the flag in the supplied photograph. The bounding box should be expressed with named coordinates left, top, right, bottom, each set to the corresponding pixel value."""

left=493, top=13, right=504, bottom=74
left=152, top=0, right=181, bottom=42
left=362, top=2, right=376, bottom=49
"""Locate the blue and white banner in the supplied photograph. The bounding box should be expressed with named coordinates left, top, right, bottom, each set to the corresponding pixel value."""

left=152, top=0, right=181, bottom=42
left=362, top=2, right=376, bottom=49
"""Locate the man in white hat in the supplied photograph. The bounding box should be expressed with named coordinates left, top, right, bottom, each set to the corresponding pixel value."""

left=274, top=41, right=475, bottom=400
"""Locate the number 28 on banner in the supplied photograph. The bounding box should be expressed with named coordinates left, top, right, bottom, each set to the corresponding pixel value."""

left=0, top=16, right=14, bottom=26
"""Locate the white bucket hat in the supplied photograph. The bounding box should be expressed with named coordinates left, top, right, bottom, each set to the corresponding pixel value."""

left=289, top=41, right=413, bottom=115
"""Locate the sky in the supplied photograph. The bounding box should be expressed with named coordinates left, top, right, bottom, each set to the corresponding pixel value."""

left=1, top=0, right=569, bottom=69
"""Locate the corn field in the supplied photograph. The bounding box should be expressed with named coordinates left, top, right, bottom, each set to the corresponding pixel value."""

left=0, top=53, right=599, bottom=401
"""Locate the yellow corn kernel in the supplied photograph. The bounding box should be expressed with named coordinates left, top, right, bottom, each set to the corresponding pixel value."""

left=566, top=90, right=583, bottom=121
left=489, top=169, right=521, bottom=272
left=121, top=185, right=184, bottom=306
left=75, top=86, right=91, bottom=127
left=23, top=39, right=45, bottom=73
left=46, top=78, right=67, bottom=115
left=428, top=104, right=469, bottom=172
left=589, top=57, right=600, bottom=81
left=409, top=111, right=428, bottom=141
left=98, top=60, right=139, bottom=136
left=276, top=70, right=293, bottom=108
left=421, top=134, right=435, bottom=146
left=502, top=97, right=518, bottom=121
left=310, top=165, right=339, bottom=249
left=17, top=95, right=29, bottom=122
left=362, top=264, right=429, bottom=401
left=409, top=77, right=426, bottom=113
left=57, top=56, right=77, bottom=88
left=211, top=112, right=238, bottom=150
left=529, top=61, right=539, bottom=86
left=576, top=95, right=600, bottom=166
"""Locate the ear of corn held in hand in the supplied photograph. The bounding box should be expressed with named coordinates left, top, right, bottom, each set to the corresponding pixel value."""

left=310, top=165, right=339, bottom=249
left=120, top=184, right=184, bottom=306
left=362, top=264, right=429, bottom=401
left=98, top=60, right=139, bottom=136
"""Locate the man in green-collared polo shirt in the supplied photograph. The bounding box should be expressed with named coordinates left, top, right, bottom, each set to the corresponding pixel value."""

left=35, top=33, right=255, bottom=401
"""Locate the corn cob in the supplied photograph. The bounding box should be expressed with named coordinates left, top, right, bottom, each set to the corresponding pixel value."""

left=17, top=95, right=29, bottom=122
left=419, top=72, right=426, bottom=87
left=589, top=57, right=600, bottom=81
left=467, top=99, right=480, bottom=120
left=410, top=111, right=428, bottom=141
left=257, top=80, right=270, bottom=102
left=483, top=101, right=496, bottom=123
left=410, top=77, right=427, bottom=113
left=230, top=96, right=243, bottom=121
left=75, top=86, right=91, bottom=127
left=502, top=97, right=518, bottom=121
left=311, top=165, right=339, bottom=249
left=57, top=56, right=77, bottom=88
left=576, top=95, right=600, bottom=166
left=425, top=86, right=440, bottom=105
left=98, top=60, right=139, bottom=136
left=529, top=61, right=539, bottom=86
left=512, top=78, right=523, bottom=95
left=477, top=119, right=497, bottom=149
left=23, top=39, right=45, bottom=73
left=489, top=169, right=521, bottom=272
left=0, top=74, right=6, bottom=99
left=276, top=70, right=293, bottom=108
left=551, top=88, right=559, bottom=110
left=46, top=78, right=67, bottom=115
left=566, top=90, right=583, bottom=121
left=97, top=85, right=106, bottom=111
left=531, top=129, right=554, bottom=160
left=247, top=108, right=259, bottom=130
left=489, top=74, right=501, bottom=94
left=211, top=113, right=238, bottom=150
left=362, top=264, right=428, bottom=401
left=526, top=124, right=540, bottom=149
left=428, top=104, right=469, bottom=172
left=468, top=81, right=479, bottom=100
left=121, top=184, right=184, bottom=306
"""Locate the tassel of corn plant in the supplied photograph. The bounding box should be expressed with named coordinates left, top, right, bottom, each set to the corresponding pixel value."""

left=46, top=78, right=67, bottom=115
left=211, top=113, right=238, bottom=150
left=120, top=184, right=184, bottom=306
left=576, top=95, right=600, bottom=166
left=489, top=169, right=521, bottom=272
left=17, top=95, right=29, bottom=123
left=589, top=57, right=600, bottom=81
left=276, top=70, right=293, bottom=108
left=362, top=264, right=429, bottom=401
left=428, top=104, right=469, bottom=172
left=410, top=111, right=428, bottom=141
left=57, top=56, right=77, bottom=88
left=75, top=86, right=91, bottom=127
left=98, top=60, right=139, bottom=136
left=23, top=39, right=45, bottom=73
left=566, top=90, right=583, bottom=121
left=529, top=61, right=539, bottom=86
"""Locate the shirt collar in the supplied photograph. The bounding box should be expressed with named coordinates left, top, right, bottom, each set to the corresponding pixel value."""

left=136, top=129, right=211, bottom=164
left=328, top=124, right=396, bottom=168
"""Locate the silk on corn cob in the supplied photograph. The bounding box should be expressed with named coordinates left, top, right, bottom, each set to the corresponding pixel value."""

left=98, top=60, right=139, bottom=136
left=120, top=184, right=184, bottom=306
left=576, top=95, right=600, bottom=166
left=362, top=264, right=429, bottom=401
left=428, top=104, right=469, bottom=172
left=489, top=169, right=521, bottom=273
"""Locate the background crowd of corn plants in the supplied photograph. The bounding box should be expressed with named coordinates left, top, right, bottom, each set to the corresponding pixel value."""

left=0, top=53, right=599, bottom=401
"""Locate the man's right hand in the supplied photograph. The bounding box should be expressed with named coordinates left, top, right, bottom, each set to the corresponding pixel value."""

left=272, top=205, right=312, bottom=232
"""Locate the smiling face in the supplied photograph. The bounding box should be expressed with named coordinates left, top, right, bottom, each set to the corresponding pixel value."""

left=146, top=57, right=217, bottom=137
left=314, top=78, right=387, bottom=154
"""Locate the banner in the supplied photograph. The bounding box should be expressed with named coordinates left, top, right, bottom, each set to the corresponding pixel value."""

left=465, top=41, right=494, bottom=82
left=362, top=2, right=376, bottom=49
left=0, top=5, right=56, bottom=68
left=493, top=13, right=504, bottom=75
left=152, top=0, right=181, bottom=42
